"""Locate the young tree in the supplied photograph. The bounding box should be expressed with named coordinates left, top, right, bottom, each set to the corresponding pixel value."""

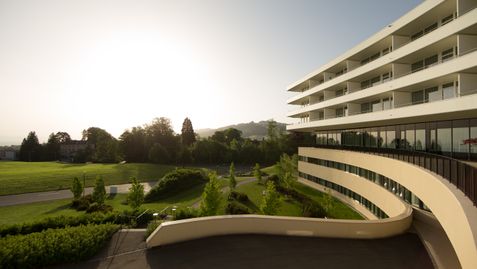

left=276, top=154, right=298, bottom=188
left=71, top=177, right=84, bottom=200
left=127, top=177, right=144, bottom=210
left=253, top=163, right=262, bottom=184
left=181, top=117, right=196, bottom=147
left=200, top=172, right=223, bottom=216
left=323, top=188, right=333, bottom=214
left=229, top=162, right=237, bottom=190
left=92, top=176, right=107, bottom=205
left=260, top=181, right=281, bottom=215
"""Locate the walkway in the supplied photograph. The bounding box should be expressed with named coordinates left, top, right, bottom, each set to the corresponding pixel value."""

left=0, top=181, right=157, bottom=207
left=49, top=231, right=433, bottom=269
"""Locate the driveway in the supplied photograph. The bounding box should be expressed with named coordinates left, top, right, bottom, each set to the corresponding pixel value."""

left=0, top=181, right=157, bottom=207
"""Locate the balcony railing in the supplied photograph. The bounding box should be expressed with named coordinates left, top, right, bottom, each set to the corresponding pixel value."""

left=314, top=144, right=477, bottom=206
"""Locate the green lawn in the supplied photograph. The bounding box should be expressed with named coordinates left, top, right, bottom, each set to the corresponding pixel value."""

left=292, top=182, right=363, bottom=220
left=234, top=181, right=302, bottom=216
left=0, top=161, right=175, bottom=195
left=0, top=176, right=362, bottom=225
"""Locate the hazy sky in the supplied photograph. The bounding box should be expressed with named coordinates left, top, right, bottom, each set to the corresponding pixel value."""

left=0, top=0, right=421, bottom=145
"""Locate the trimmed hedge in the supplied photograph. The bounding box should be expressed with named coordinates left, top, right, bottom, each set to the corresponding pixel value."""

left=228, top=191, right=249, bottom=203
left=0, top=211, right=152, bottom=237
left=0, top=223, right=119, bottom=269
left=145, top=168, right=208, bottom=202
left=225, top=201, right=250, bottom=214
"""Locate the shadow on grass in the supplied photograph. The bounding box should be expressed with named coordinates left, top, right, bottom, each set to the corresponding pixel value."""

left=44, top=203, right=73, bottom=214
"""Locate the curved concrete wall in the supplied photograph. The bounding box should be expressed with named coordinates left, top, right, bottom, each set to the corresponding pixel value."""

left=299, top=147, right=477, bottom=269
left=146, top=212, right=412, bottom=249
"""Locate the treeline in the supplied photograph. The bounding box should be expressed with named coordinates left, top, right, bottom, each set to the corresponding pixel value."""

left=19, top=117, right=314, bottom=165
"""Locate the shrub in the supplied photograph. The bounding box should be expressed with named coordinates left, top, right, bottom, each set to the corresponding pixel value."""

left=145, top=221, right=161, bottom=239
left=92, top=176, right=107, bottom=205
left=145, top=168, right=207, bottom=202
left=71, top=194, right=93, bottom=211
left=260, top=181, right=281, bottom=215
left=225, top=201, right=250, bottom=215
left=228, top=191, right=249, bottom=203
left=174, top=208, right=199, bottom=220
left=302, top=202, right=326, bottom=218
left=267, top=174, right=280, bottom=185
left=86, top=203, right=113, bottom=213
left=0, top=211, right=152, bottom=237
left=71, top=177, right=83, bottom=200
left=0, top=223, right=119, bottom=269
left=199, top=172, right=223, bottom=216
left=127, top=177, right=145, bottom=210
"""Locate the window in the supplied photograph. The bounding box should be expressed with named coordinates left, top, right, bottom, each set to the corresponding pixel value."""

left=411, top=60, right=423, bottom=72
left=411, top=30, right=423, bottom=41
left=416, top=125, right=425, bottom=151
left=442, top=82, right=456, bottom=99
left=336, top=107, right=345, bottom=118
left=424, top=54, right=438, bottom=67
left=412, top=90, right=424, bottom=104
left=424, top=22, right=437, bottom=34
left=361, top=103, right=371, bottom=113
left=335, top=88, right=344, bottom=97
left=437, top=121, right=452, bottom=155
left=425, top=87, right=439, bottom=102
left=453, top=123, right=469, bottom=154
left=441, top=48, right=454, bottom=62
left=441, top=14, right=454, bottom=25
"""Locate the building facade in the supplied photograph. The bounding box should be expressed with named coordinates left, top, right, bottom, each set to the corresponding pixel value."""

left=287, top=0, right=477, bottom=268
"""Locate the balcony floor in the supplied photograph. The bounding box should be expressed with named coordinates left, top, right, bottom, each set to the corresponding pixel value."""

left=51, top=231, right=434, bottom=269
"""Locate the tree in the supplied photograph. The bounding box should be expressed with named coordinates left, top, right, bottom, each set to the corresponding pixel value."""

left=92, top=176, right=106, bottom=205
left=260, top=181, right=281, bottom=215
left=19, top=131, right=42, bottom=161
left=323, top=188, right=333, bottom=214
left=148, top=143, right=170, bottom=164
left=119, top=127, right=148, bottom=162
left=253, top=163, right=262, bottom=184
left=200, top=172, right=223, bottom=216
left=82, top=127, right=120, bottom=163
left=127, top=177, right=144, bottom=210
left=181, top=117, right=196, bottom=147
left=70, top=177, right=83, bottom=200
left=146, top=117, right=180, bottom=162
left=276, top=154, right=298, bottom=188
left=229, top=162, right=236, bottom=190
left=267, top=120, right=279, bottom=141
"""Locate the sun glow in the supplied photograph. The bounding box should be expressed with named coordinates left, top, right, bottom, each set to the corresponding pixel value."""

left=59, top=31, right=224, bottom=136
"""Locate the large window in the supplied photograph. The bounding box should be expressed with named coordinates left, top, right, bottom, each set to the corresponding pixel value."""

left=437, top=121, right=452, bottom=155
left=415, top=124, right=426, bottom=151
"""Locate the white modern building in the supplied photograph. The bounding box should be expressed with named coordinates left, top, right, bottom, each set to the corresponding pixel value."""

left=287, top=0, right=477, bottom=268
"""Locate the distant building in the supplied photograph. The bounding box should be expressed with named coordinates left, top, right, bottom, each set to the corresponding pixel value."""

left=60, top=140, right=90, bottom=162
left=0, top=148, right=17, bottom=160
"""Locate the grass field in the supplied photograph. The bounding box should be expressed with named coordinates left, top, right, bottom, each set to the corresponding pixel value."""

left=0, top=161, right=175, bottom=195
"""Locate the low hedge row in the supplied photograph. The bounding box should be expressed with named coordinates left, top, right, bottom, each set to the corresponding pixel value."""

left=0, top=223, right=119, bottom=269
left=145, top=168, right=208, bottom=202
left=0, top=210, right=152, bottom=237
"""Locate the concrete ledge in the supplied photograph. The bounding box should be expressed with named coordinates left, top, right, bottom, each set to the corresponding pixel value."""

left=146, top=212, right=412, bottom=248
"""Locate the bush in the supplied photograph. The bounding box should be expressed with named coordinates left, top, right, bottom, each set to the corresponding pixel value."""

left=71, top=194, right=94, bottom=211
left=86, top=202, right=113, bottom=213
left=0, top=211, right=152, bottom=237
left=228, top=191, right=249, bottom=203
left=92, top=176, right=106, bottom=205
left=71, top=177, right=83, bottom=200
left=267, top=174, right=280, bottom=185
left=145, top=168, right=208, bottom=202
left=145, top=221, right=161, bottom=239
left=0, top=224, right=119, bottom=269
left=302, top=202, right=326, bottom=218
left=225, top=201, right=250, bottom=214
left=174, top=208, right=199, bottom=220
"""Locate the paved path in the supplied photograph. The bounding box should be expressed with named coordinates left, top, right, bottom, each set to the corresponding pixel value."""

left=191, top=177, right=259, bottom=208
left=0, top=181, right=157, bottom=207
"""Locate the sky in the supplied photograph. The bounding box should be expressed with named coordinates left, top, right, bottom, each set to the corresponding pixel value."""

left=0, top=0, right=422, bottom=145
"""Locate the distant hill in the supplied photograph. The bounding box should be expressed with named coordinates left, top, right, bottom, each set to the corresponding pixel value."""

left=196, top=121, right=287, bottom=140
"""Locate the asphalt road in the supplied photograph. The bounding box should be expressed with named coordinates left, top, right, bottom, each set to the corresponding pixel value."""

left=0, top=181, right=157, bottom=207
